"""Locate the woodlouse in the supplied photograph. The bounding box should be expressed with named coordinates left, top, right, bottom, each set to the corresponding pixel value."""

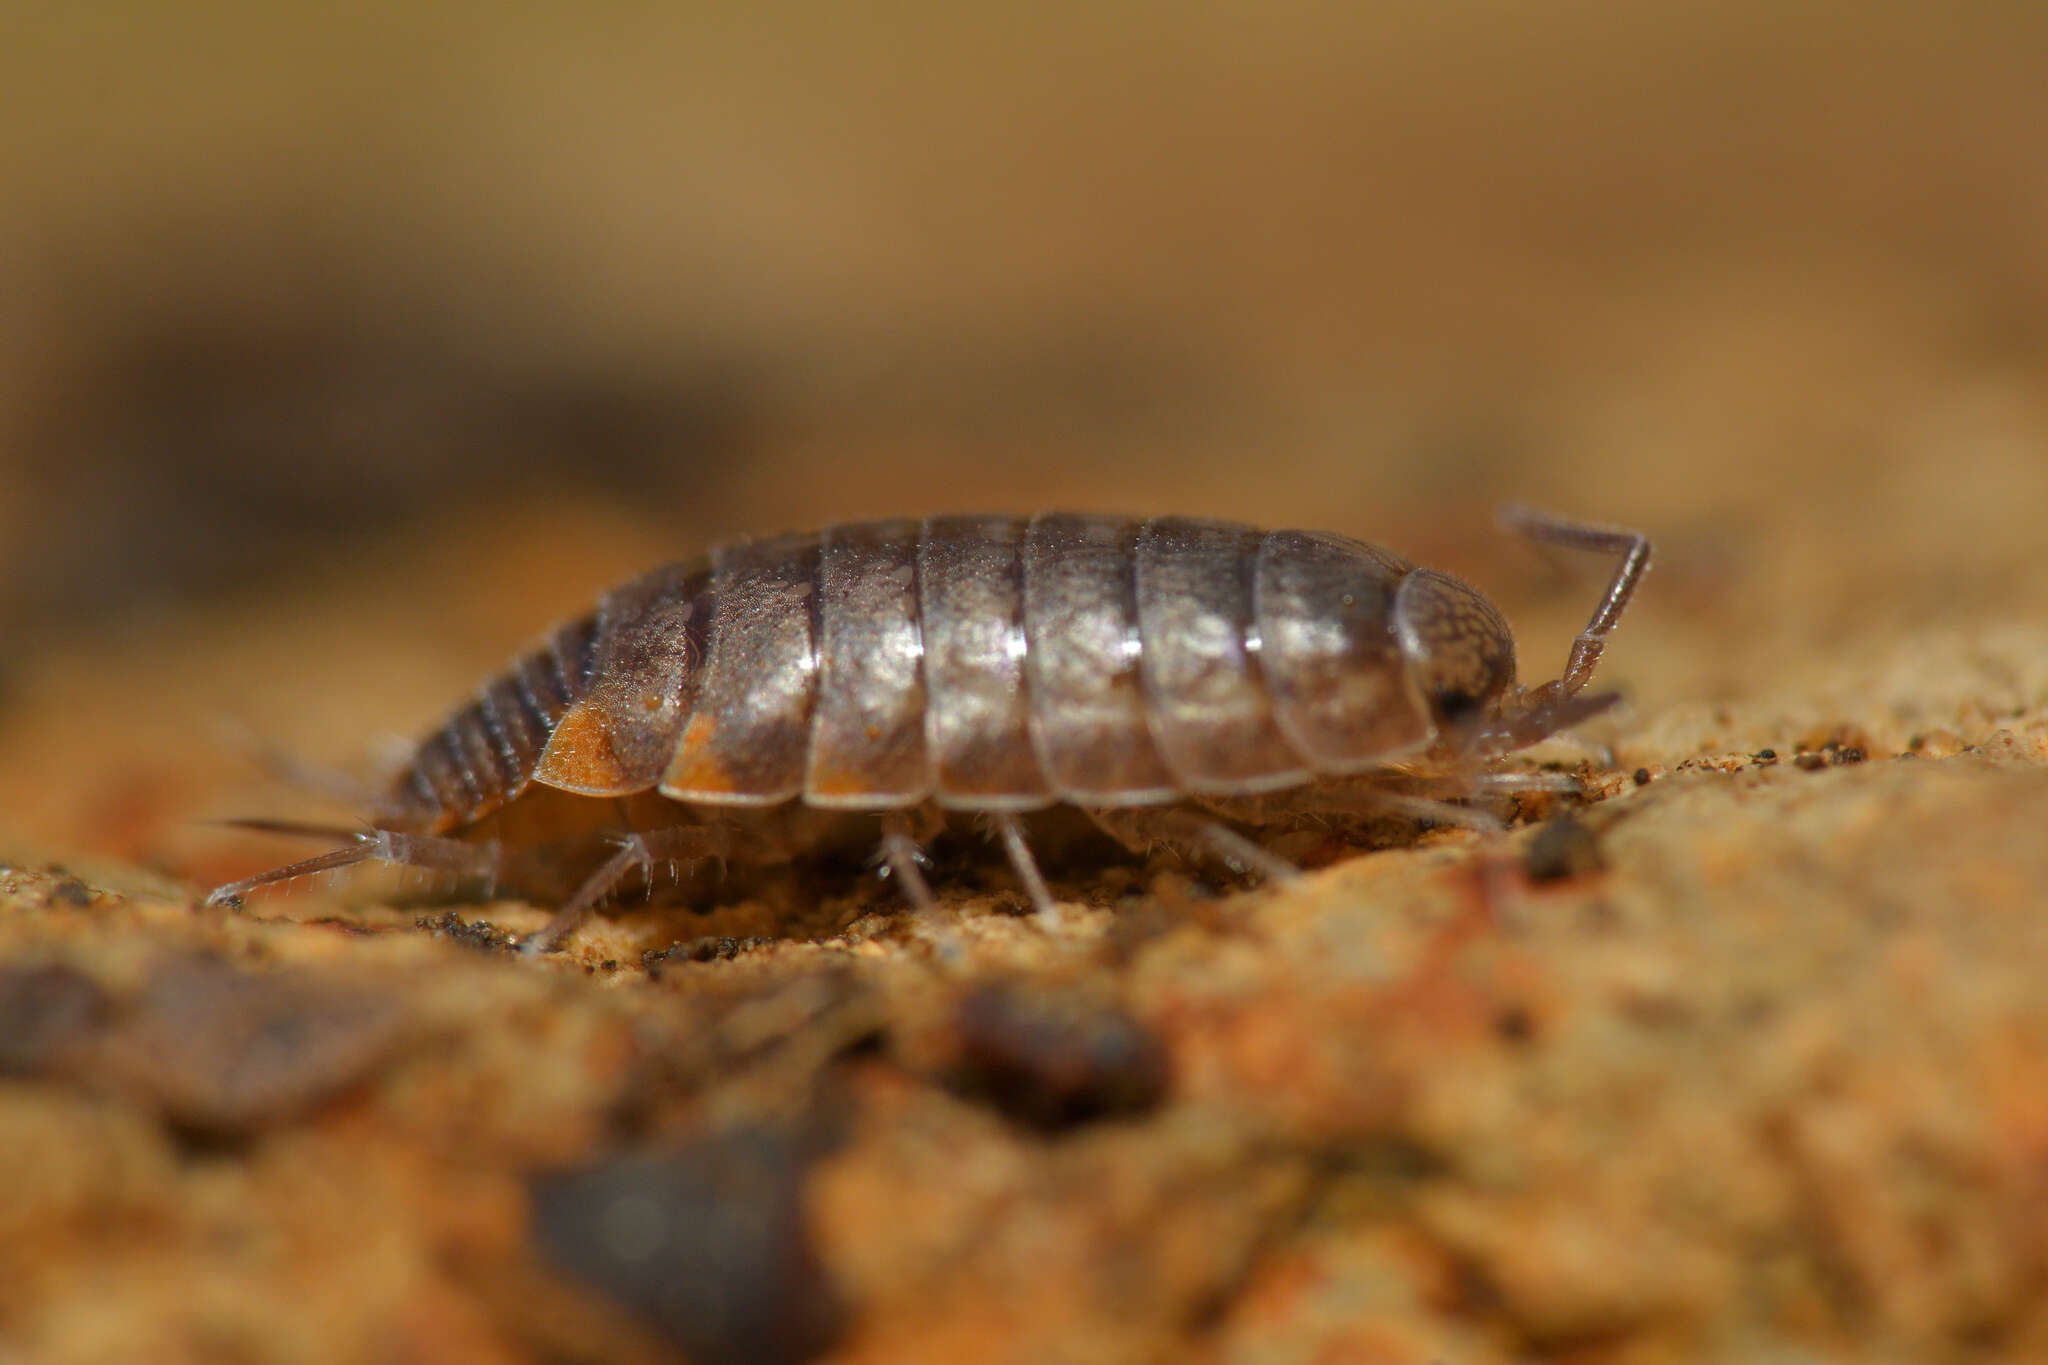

left=208, top=508, right=1649, bottom=952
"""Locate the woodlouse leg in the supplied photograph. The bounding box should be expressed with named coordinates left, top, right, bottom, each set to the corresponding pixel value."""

left=213, top=718, right=390, bottom=812
left=1217, top=783, right=1506, bottom=833
left=1088, top=808, right=1299, bottom=884
left=1187, top=821, right=1300, bottom=882
left=1496, top=505, right=1652, bottom=696
left=878, top=812, right=971, bottom=962
left=204, top=827, right=502, bottom=908
left=521, top=825, right=736, bottom=957
left=876, top=811, right=937, bottom=911
left=1473, top=769, right=1584, bottom=794
left=1367, top=791, right=1506, bottom=833
left=991, top=813, right=1058, bottom=918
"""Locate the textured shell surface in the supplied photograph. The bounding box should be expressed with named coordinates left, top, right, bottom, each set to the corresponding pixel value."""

left=393, top=513, right=1516, bottom=834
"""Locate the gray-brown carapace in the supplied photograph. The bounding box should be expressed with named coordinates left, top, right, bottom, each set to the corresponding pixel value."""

left=207, top=508, right=1650, bottom=953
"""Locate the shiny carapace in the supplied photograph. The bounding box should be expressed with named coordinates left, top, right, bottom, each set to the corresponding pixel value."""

left=208, top=509, right=1650, bottom=952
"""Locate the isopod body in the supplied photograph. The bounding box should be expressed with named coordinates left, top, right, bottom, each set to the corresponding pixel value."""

left=212, top=510, right=1649, bottom=951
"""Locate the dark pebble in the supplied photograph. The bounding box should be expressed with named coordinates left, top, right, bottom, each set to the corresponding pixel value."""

left=529, top=1129, right=843, bottom=1365
left=1523, top=815, right=1607, bottom=882
left=945, top=982, right=1170, bottom=1133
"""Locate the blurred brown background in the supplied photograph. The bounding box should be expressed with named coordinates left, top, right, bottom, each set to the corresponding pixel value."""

left=1, top=0, right=2045, bottom=869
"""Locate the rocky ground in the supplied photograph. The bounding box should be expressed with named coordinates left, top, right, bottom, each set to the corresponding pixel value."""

left=6, top=443, right=2047, bottom=1364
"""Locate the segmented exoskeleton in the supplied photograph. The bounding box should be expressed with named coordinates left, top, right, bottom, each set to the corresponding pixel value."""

left=208, top=508, right=1650, bottom=953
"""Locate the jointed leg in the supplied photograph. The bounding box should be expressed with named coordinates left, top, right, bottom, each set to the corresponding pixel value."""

left=1212, top=783, right=1507, bottom=834
left=214, top=720, right=389, bottom=812
left=1187, top=821, right=1300, bottom=882
left=1088, top=807, right=1300, bottom=883
left=205, top=823, right=502, bottom=908
left=1471, top=768, right=1585, bottom=795
left=521, top=825, right=737, bottom=957
left=876, top=810, right=937, bottom=911
left=991, top=812, right=1057, bottom=918
left=1363, top=791, right=1506, bottom=833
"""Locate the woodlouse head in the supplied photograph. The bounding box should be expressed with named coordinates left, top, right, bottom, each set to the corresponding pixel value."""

left=1391, top=568, right=1518, bottom=741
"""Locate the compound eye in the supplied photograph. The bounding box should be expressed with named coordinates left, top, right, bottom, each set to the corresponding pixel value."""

left=1392, top=568, right=1517, bottom=730
left=1431, top=686, right=1486, bottom=727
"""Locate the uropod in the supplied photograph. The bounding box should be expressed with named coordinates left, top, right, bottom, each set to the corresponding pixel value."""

left=208, top=508, right=1650, bottom=953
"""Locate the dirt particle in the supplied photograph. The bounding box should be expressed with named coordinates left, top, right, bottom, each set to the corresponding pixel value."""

left=1492, top=1004, right=1537, bottom=1044
left=48, top=879, right=96, bottom=908
left=1523, top=815, right=1606, bottom=882
left=416, top=911, right=518, bottom=953
left=646, top=936, right=774, bottom=972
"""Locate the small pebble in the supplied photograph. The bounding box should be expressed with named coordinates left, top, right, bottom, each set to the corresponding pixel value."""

left=1524, top=815, right=1606, bottom=882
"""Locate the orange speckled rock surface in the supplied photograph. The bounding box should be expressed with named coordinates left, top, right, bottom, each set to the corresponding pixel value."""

left=6, top=5, right=2048, bottom=1363
left=6, top=579, right=2048, bottom=1364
